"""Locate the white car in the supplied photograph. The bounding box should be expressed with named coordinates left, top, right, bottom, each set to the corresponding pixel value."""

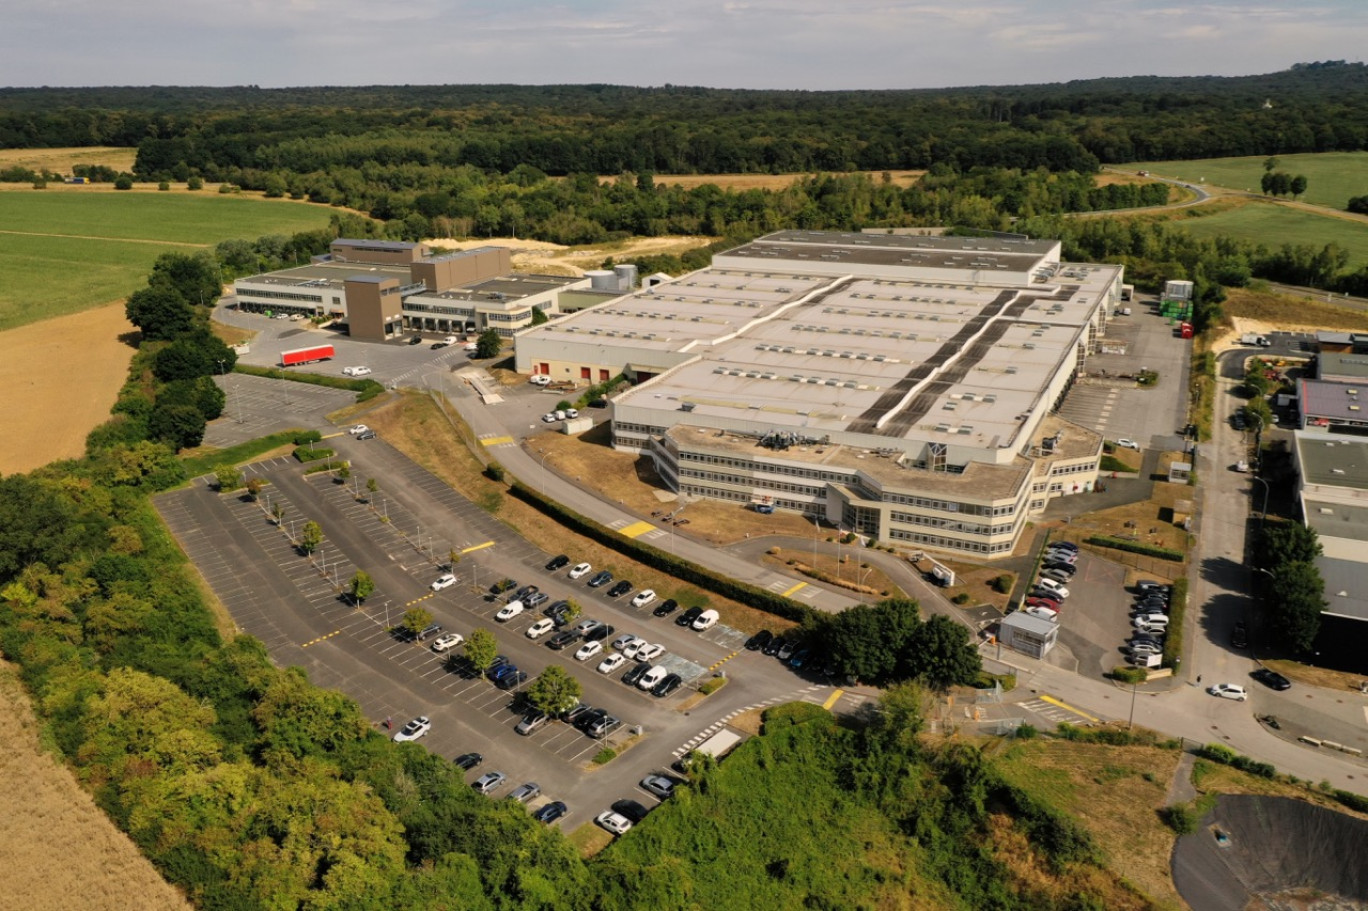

left=568, top=562, right=592, bottom=580
left=348, top=424, right=370, bottom=435
left=1035, top=578, right=1070, bottom=599
left=525, top=618, right=556, bottom=639
left=635, top=642, right=665, bottom=662
left=596, top=810, right=633, bottom=835
left=442, top=335, right=458, bottom=345
left=542, top=412, right=559, bottom=423
left=342, top=366, right=372, bottom=377
left=630, top=589, right=657, bottom=609
left=1132, top=613, right=1169, bottom=628
left=1024, top=605, right=1059, bottom=622
left=392, top=716, right=431, bottom=742
left=575, top=641, right=604, bottom=661
left=530, top=375, right=552, bottom=386
left=1208, top=683, right=1248, bottom=701
left=691, top=609, right=720, bottom=631
left=597, top=653, right=627, bottom=674
left=612, top=633, right=640, bottom=651
left=622, top=639, right=648, bottom=660
left=637, top=666, right=668, bottom=691
left=1116, top=438, right=1141, bottom=450
left=430, top=633, right=464, bottom=653
left=430, top=573, right=458, bottom=591
left=564, top=408, right=579, bottom=419
left=496, top=600, right=526, bottom=621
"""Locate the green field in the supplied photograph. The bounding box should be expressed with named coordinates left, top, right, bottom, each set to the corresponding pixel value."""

left=1126, top=152, right=1368, bottom=209
left=0, top=191, right=334, bottom=330
left=1173, top=201, right=1368, bottom=268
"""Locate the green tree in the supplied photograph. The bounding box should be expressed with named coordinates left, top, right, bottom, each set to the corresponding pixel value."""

left=336, top=463, right=351, bottom=484
left=251, top=666, right=371, bottom=759
left=186, top=175, right=203, bottom=190
left=125, top=286, right=195, bottom=341
left=150, top=250, right=223, bottom=307
left=272, top=502, right=285, bottom=525
left=464, top=627, right=498, bottom=674
left=1290, top=174, right=1308, bottom=199
left=1257, top=521, right=1323, bottom=567
left=525, top=665, right=582, bottom=715
left=114, top=174, right=133, bottom=190
left=215, top=465, right=242, bottom=491
left=475, top=328, right=502, bottom=359
left=366, top=477, right=379, bottom=502
left=244, top=477, right=266, bottom=500
left=561, top=599, right=583, bottom=625
left=299, top=520, right=323, bottom=554
left=349, top=570, right=375, bottom=603
left=1266, top=560, right=1327, bottom=652
left=402, top=606, right=433, bottom=638
left=808, top=598, right=921, bottom=685
left=904, top=614, right=982, bottom=688
left=147, top=402, right=206, bottom=450
left=530, top=307, right=549, bottom=326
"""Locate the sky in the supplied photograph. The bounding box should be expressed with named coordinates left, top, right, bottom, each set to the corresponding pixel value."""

left=2, top=0, right=1366, bottom=90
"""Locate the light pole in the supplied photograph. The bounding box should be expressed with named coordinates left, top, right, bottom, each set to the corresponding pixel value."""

left=540, top=450, right=550, bottom=496
left=1250, top=476, right=1270, bottom=532
left=1127, top=679, right=1139, bottom=730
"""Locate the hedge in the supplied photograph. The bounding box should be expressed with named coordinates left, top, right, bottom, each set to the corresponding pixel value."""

left=1085, top=535, right=1184, bottom=561
left=1163, top=577, right=1187, bottom=669
left=233, top=364, right=386, bottom=401
left=507, top=480, right=811, bottom=623
left=293, top=446, right=336, bottom=462
left=1197, top=743, right=1277, bottom=779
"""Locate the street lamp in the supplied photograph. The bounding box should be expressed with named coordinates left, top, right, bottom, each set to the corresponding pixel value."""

left=1250, top=476, right=1270, bottom=530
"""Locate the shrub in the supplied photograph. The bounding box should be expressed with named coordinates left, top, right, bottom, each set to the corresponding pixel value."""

left=951, top=592, right=970, bottom=605
left=293, top=430, right=323, bottom=445
left=1084, top=535, right=1184, bottom=561
left=990, top=574, right=1013, bottom=594
left=293, top=446, right=335, bottom=462
left=698, top=676, right=729, bottom=696
left=1161, top=803, right=1200, bottom=834
left=1162, top=577, right=1187, bottom=668
left=484, top=462, right=505, bottom=482
left=1014, top=723, right=1038, bottom=739
left=1110, top=666, right=1147, bottom=684
left=592, top=747, right=617, bottom=765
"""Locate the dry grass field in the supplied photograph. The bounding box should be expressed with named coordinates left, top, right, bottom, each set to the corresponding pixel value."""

left=0, top=301, right=136, bottom=475
left=0, top=661, right=191, bottom=911
left=425, top=234, right=715, bottom=276
left=0, top=145, right=139, bottom=176
left=641, top=169, right=926, bottom=191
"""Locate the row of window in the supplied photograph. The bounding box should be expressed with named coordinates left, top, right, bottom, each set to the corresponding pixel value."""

left=616, top=422, right=667, bottom=438
left=238, top=289, right=324, bottom=304
left=889, top=511, right=1014, bottom=538
left=678, top=450, right=852, bottom=484
left=877, top=491, right=1011, bottom=517
left=887, top=527, right=1014, bottom=555
left=677, top=468, right=824, bottom=500
left=1049, top=460, right=1096, bottom=477
left=405, top=302, right=477, bottom=318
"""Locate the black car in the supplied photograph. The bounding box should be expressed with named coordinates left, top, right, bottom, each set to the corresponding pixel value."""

left=745, top=629, right=773, bottom=651
left=651, top=673, right=683, bottom=698
left=762, top=635, right=786, bottom=657
left=676, top=606, right=704, bottom=628
left=1231, top=621, right=1249, bottom=649
left=652, top=599, right=679, bottom=618
left=546, top=554, right=570, bottom=571
left=533, top=801, right=568, bottom=824
left=1252, top=668, right=1292, bottom=691
left=491, top=578, right=517, bottom=594
left=587, top=570, right=613, bottom=588
left=1232, top=412, right=1248, bottom=430
left=453, top=752, right=483, bottom=770
left=584, top=624, right=615, bottom=643
left=545, top=600, right=573, bottom=625
left=430, top=341, right=449, bottom=349
left=588, top=398, right=609, bottom=409
left=546, top=630, right=581, bottom=650
left=606, top=580, right=633, bottom=598
left=1042, top=562, right=1076, bottom=576
left=495, top=670, right=529, bottom=691
left=485, top=654, right=511, bottom=675
left=512, top=584, right=539, bottom=602
left=575, top=707, right=608, bottom=733
left=561, top=704, right=593, bottom=725
left=409, top=335, right=424, bottom=345
left=356, top=429, right=377, bottom=440
left=612, top=799, right=649, bottom=823
left=622, top=661, right=652, bottom=687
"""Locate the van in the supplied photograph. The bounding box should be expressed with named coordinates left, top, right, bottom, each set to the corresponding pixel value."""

left=1128, top=653, right=1162, bottom=668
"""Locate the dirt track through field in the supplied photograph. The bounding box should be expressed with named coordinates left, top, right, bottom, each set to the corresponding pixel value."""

left=0, top=227, right=207, bottom=247
left=0, top=301, right=136, bottom=475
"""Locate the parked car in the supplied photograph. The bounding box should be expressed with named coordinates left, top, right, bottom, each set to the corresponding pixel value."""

left=491, top=578, right=517, bottom=594
left=453, top=752, right=483, bottom=770
left=431, top=573, right=458, bottom=591
left=606, top=580, right=634, bottom=598
left=545, top=554, right=570, bottom=571
left=640, top=774, right=678, bottom=800
left=546, top=630, right=581, bottom=650
left=530, top=374, right=552, bottom=386
left=526, top=618, right=556, bottom=639
left=584, top=623, right=615, bottom=643
left=561, top=703, right=592, bottom=725
left=430, top=632, right=465, bottom=653
left=512, top=584, right=539, bottom=602
left=692, top=609, right=720, bottom=631
left=496, top=600, right=526, bottom=621
left=1049, top=541, right=1079, bottom=553
left=1024, top=605, right=1059, bottom=621
left=545, top=600, right=573, bottom=625
left=652, top=599, right=679, bottom=617
left=1042, top=562, right=1077, bottom=577
left=637, top=666, right=668, bottom=691
left=356, top=429, right=376, bottom=440
left=1251, top=668, right=1292, bottom=691
left=595, top=810, right=633, bottom=835
left=1035, top=578, right=1070, bottom=599
left=1132, top=612, right=1169, bottom=628
left=415, top=623, right=444, bottom=642
left=525, top=591, right=549, bottom=609
left=587, top=570, right=613, bottom=588
left=1116, top=438, right=1140, bottom=450
left=565, top=408, right=579, bottom=419
left=1208, top=682, right=1248, bottom=701
left=393, top=716, right=431, bottom=742
left=612, top=799, right=649, bottom=823
left=574, top=707, right=607, bottom=733
left=631, top=589, right=657, bottom=608
left=541, top=412, right=559, bottom=424
left=652, top=673, right=683, bottom=697
left=1135, top=580, right=1168, bottom=594
left=472, top=771, right=507, bottom=794
left=1127, top=642, right=1163, bottom=657
left=430, top=341, right=449, bottom=349
left=534, top=801, right=567, bottom=823
left=575, top=641, right=604, bottom=661
left=573, top=618, right=604, bottom=635
left=676, top=606, right=704, bottom=627
left=515, top=712, right=549, bottom=736
left=598, top=653, right=627, bottom=674
left=745, top=629, right=774, bottom=651
left=342, top=365, right=372, bottom=377
left=494, top=670, right=528, bottom=690
left=622, top=639, right=649, bottom=660
left=568, top=562, right=592, bottom=580
left=348, top=424, right=370, bottom=435
left=409, top=335, right=424, bottom=345
left=621, top=662, right=652, bottom=687
left=612, top=632, right=640, bottom=651
left=1231, top=621, right=1249, bottom=649
left=1026, top=597, right=1061, bottom=611
left=587, top=714, right=621, bottom=739
left=1040, top=568, right=1072, bottom=584
left=777, top=639, right=797, bottom=661
left=636, top=642, right=666, bottom=662
left=762, top=635, right=786, bottom=657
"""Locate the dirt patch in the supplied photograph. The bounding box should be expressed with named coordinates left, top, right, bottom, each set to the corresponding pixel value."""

left=1215, top=287, right=1368, bottom=346
left=0, top=661, right=191, bottom=911
left=210, top=318, right=257, bottom=348
left=0, top=146, right=139, bottom=175
left=760, top=546, right=902, bottom=602
left=0, top=301, right=136, bottom=474
left=424, top=234, right=715, bottom=277
left=642, top=170, right=926, bottom=191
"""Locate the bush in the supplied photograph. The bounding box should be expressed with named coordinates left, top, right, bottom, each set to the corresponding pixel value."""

left=293, top=446, right=335, bottom=462
left=233, top=364, right=385, bottom=401
left=1109, top=666, right=1147, bottom=684
left=1162, top=577, right=1187, bottom=668
left=1084, top=535, right=1184, bottom=561
left=485, top=462, right=505, bottom=482
left=698, top=676, right=729, bottom=696
left=974, top=672, right=1016, bottom=691
left=1197, top=743, right=1277, bottom=778
left=1161, top=803, right=1200, bottom=834
left=592, top=747, right=617, bottom=765
left=187, top=176, right=203, bottom=190
left=293, top=430, right=323, bottom=445
left=951, top=592, right=970, bottom=604
left=1015, top=723, right=1038, bottom=739
left=114, top=174, right=133, bottom=190
left=990, top=574, right=1013, bottom=594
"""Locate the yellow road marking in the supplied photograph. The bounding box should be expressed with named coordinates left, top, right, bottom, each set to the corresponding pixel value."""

left=822, top=688, right=845, bottom=710
left=781, top=581, right=807, bottom=597
left=480, top=435, right=513, bottom=446
left=322, top=431, right=346, bottom=439
left=406, top=593, right=434, bottom=606
left=619, top=521, right=655, bottom=538
left=461, top=541, right=495, bottom=553
left=1040, top=694, right=1100, bottom=723
left=707, top=651, right=740, bottom=671
left=302, top=630, right=341, bottom=648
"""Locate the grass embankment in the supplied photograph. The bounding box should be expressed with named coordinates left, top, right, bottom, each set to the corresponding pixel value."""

left=1222, top=286, right=1368, bottom=332
left=1171, top=198, right=1368, bottom=268
left=1126, top=151, right=1368, bottom=210
left=0, top=192, right=334, bottom=330
left=0, top=661, right=192, bottom=911
left=364, top=391, right=785, bottom=634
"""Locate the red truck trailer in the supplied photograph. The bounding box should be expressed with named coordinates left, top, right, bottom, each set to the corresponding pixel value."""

left=280, top=344, right=335, bottom=367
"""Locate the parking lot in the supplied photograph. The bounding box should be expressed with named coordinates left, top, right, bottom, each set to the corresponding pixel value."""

left=156, top=431, right=831, bottom=826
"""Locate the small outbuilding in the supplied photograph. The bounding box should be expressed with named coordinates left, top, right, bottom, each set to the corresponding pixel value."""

left=998, top=611, right=1059, bottom=659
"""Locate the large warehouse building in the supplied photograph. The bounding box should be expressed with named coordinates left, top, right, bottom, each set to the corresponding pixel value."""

left=233, top=239, right=595, bottom=341
left=514, top=230, right=1124, bottom=556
